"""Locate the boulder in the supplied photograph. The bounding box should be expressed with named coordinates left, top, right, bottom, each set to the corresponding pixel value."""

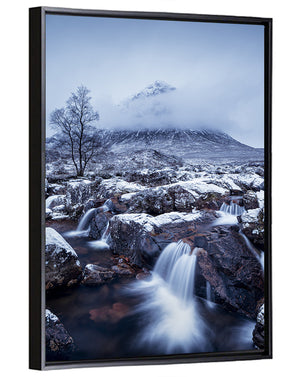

left=124, top=168, right=178, bottom=187
left=243, top=190, right=259, bottom=210
left=89, top=209, right=110, bottom=239
left=46, top=309, right=75, bottom=360
left=46, top=195, right=66, bottom=210
left=238, top=208, right=264, bottom=249
left=81, top=261, right=136, bottom=286
left=194, top=225, right=264, bottom=319
left=81, top=264, right=116, bottom=285
left=65, top=179, right=95, bottom=206
left=253, top=304, right=265, bottom=349
left=109, top=211, right=216, bottom=267
left=120, top=179, right=227, bottom=215
left=95, top=178, right=145, bottom=200
left=45, top=227, right=82, bottom=290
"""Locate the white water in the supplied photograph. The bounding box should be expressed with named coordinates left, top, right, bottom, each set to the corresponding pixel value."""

left=154, top=240, right=191, bottom=281
left=64, top=199, right=113, bottom=239
left=206, top=281, right=214, bottom=308
left=77, top=208, right=96, bottom=231
left=213, top=201, right=245, bottom=226
left=129, top=240, right=211, bottom=353
left=102, top=199, right=114, bottom=213
left=239, top=230, right=264, bottom=270
left=88, top=222, right=110, bottom=250
left=220, top=201, right=245, bottom=216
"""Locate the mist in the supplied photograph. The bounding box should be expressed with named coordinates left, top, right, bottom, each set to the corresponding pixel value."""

left=46, top=15, right=264, bottom=147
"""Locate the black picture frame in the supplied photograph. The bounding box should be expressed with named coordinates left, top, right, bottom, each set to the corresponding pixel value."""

left=29, top=6, right=272, bottom=370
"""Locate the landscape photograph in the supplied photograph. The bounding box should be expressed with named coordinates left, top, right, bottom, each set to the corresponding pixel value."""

left=44, top=14, right=266, bottom=362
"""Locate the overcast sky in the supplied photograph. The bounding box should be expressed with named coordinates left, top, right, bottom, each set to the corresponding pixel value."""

left=46, top=15, right=264, bottom=147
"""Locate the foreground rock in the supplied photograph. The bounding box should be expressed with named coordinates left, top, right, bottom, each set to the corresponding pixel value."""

left=109, top=211, right=216, bottom=267
left=46, top=309, right=75, bottom=360
left=238, top=208, right=264, bottom=249
left=81, top=261, right=136, bottom=285
left=81, top=264, right=116, bottom=285
left=45, top=227, right=82, bottom=290
left=253, top=304, right=265, bottom=349
left=194, top=225, right=264, bottom=319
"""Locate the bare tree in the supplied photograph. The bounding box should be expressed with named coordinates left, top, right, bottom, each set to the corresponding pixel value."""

left=50, top=86, right=100, bottom=176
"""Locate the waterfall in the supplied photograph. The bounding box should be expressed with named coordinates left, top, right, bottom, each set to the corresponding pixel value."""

left=220, top=201, right=245, bottom=216
left=168, top=254, right=197, bottom=304
left=239, top=230, right=264, bottom=270
left=102, top=199, right=114, bottom=213
left=88, top=222, right=110, bottom=250
left=127, top=240, right=210, bottom=353
left=64, top=199, right=112, bottom=239
left=154, top=240, right=191, bottom=281
left=206, top=281, right=214, bottom=308
left=213, top=200, right=245, bottom=226
left=77, top=208, right=96, bottom=231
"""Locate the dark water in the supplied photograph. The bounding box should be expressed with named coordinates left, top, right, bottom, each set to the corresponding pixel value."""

left=47, top=280, right=255, bottom=361
left=46, top=220, right=256, bottom=362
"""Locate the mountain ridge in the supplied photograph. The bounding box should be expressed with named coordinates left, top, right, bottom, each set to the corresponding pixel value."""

left=47, top=127, right=263, bottom=162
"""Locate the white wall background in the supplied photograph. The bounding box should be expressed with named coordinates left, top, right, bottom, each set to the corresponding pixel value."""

left=0, top=0, right=298, bottom=375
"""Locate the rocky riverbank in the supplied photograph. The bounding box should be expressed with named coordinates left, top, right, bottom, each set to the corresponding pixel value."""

left=45, top=157, right=265, bottom=359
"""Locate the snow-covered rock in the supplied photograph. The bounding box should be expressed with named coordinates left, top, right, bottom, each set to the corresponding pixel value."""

left=46, top=195, right=66, bottom=209
left=239, top=208, right=264, bottom=248
left=243, top=190, right=259, bottom=210
left=109, top=211, right=216, bottom=266
left=120, top=178, right=228, bottom=215
left=81, top=264, right=116, bottom=286
left=253, top=304, right=264, bottom=349
left=45, top=227, right=82, bottom=290
left=46, top=309, right=75, bottom=359
left=96, top=178, right=145, bottom=199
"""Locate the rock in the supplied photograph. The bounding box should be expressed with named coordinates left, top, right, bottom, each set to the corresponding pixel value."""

left=233, top=173, right=264, bottom=192
left=120, top=179, right=227, bottom=215
left=124, top=168, right=178, bottom=187
left=46, top=208, right=52, bottom=220
left=45, top=227, right=82, bottom=290
left=253, top=304, right=265, bottom=348
left=243, top=190, right=259, bottom=210
left=81, top=264, right=116, bottom=285
left=194, top=226, right=264, bottom=319
left=89, top=209, right=110, bottom=239
left=46, top=195, right=66, bottom=210
left=238, top=208, right=264, bottom=249
left=46, top=309, right=75, bottom=360
left=81, top=260, right=136, bottom=285
left=109, top=211, right=216, bottom=267
left=65, top=179, right=94, bottom=206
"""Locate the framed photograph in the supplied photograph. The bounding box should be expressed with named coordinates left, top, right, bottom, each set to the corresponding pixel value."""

left=29, top=7, right=272, bottom=370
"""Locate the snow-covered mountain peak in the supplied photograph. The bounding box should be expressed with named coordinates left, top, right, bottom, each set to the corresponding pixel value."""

left=128, top=80, right=176, bottom=103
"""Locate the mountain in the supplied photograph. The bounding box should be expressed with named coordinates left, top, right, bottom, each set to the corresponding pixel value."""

left=126, top=80, right=176, bottom=103
left=98, top=128, right=263, bottom=162
left=46, top=127, right=263, bottom=163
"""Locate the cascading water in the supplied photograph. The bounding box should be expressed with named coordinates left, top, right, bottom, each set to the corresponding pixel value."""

left=77, top=208, right=96, bottom=231
left=102, top=199, right=114, bottom=213
left=64, top=199, right=114, bottom=239
left=220, top=201, right=245, bottom=216
left=127, top=240, right=211, bottom=354
left=154, top=240, right=191, bottom=281
left=64, top=208, right=96, bottom=237
left=213, top=200, right=245, bottom=226
left=88, top=222, right=110, bottom=250
left=239, top=230, right=264, bottom=270
left=205, top=281, right=214, bottom=308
